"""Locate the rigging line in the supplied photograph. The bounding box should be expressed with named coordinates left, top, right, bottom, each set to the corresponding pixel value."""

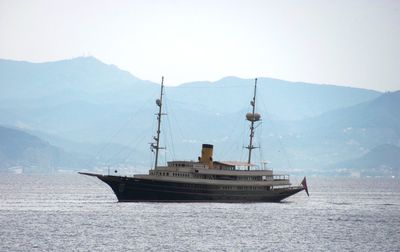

left=219, top=109, right=247, bottom=160
left=255, top=85, right=269, bottom=164
left=160, top=120, right=167, bottom=166
left=239, top=107, right=252, bottom=163
left=103, top=129, right=148, bottom=168
left=158, top=97, right=170, bottom=165
left=172, top=84, right=250, bottom=89
left=148, top=113, right=158, bottom=170
left=258, top=88, right=293, bottom=170
left=103, top=114, right=157, bottom=166
left=163, top=96, right=176, bottom=161
left=120, top=134, right=148, bottom=168
left=241, top=85, right=256, bottom=163
left=278, top=134, right=293, bottom=170
left=239, top=118, right=248, bottom=162
left=164, top=143, right=167, bottom=165
left=257, top=122, right=264, bottom=165
left=102, top=101, right=160, bottom=168
left=149, top=147, right=155, bottom=170
left=85, top=93, right=159, bottom=169
left=164, top=98, right=187, bottom=155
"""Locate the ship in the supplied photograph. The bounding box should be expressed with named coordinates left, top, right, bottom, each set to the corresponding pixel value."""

left=80, top=77, right=309, bottom=202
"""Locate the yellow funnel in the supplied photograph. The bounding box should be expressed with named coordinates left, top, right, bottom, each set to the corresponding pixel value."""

left=200, top=144, right=213, bottom=169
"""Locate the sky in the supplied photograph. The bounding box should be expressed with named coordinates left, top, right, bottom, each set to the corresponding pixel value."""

left=0, top=0, right=399, bottom=91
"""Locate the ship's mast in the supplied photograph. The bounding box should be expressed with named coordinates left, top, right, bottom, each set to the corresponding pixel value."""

left=246, top=78, right=260, bottom=170
left=151, top=76, right=166, bottom=170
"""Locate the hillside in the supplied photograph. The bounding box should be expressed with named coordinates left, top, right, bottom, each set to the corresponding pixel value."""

left=0, top=56, right=397, bottom=175
left=332, top=144, right=400, bottom=177
left=0, top=57, right=381, bottom=142
left=0, top=57, right=157, bottom=102
left=270, top=91, right=400, bottom=172
left=0, top=126, right=88, bottom=173
left=170, top=76, right=380, bottom=120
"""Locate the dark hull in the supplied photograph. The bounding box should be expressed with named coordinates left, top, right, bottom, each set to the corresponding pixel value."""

left=81, top=173, right=304, bottom=202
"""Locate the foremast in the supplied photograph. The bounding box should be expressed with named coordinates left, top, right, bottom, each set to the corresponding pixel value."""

left=246, top=78, right=261, bottom=170
left=151, top=76, right=166, bottom=170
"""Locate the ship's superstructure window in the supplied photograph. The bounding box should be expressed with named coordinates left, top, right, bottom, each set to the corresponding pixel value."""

left=171, top=172, right=191, bottom=177
left=234, top=176, right=263, bottom=181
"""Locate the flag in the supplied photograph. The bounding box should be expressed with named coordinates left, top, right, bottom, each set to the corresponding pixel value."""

left=301, top=177, right=309, bottom=197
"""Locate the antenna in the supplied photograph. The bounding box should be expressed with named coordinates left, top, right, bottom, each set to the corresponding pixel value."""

left=245, top=78, right=261, bottom=170
left=151, top=76, right=166, bottom=169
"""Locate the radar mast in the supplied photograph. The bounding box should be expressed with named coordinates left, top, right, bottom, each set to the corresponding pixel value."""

left=245, top=78, right=261, bottom=170
left=151, top=76, right=166, bottom=169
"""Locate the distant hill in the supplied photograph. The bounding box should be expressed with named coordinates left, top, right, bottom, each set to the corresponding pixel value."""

left=331, top=144, right=400, bottom=177
left=0, top=57, right=381, bottom=142
left=171, top=76, right=381, bottom=120
left=0, top=57, right=159, bottom=142
left=268, top=91, right=400, bottom=171
left=0, top=126, right=88, bottom=173
left=0, top=56, right=397, bottom=175
left=26, top=128, right=149, bottom=168
left=296, top=90, right=400, bottom=133
left=0, top=57, right=157, bottom=102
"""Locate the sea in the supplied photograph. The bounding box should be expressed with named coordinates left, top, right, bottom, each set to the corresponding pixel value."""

left=0, top=174, right=399, bottom=252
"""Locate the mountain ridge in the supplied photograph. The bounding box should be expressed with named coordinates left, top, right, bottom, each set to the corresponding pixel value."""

left=0, top=125, right=90, bottom=173
left=0, top=56, right=397, bottom=176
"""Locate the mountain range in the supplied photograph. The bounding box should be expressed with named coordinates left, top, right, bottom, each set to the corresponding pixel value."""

left=0, top=125, right=90, bottom=173
left=0, top=57, right=398, bottom=176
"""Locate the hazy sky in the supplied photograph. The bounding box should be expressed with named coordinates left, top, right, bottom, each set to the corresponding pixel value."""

left=1, top=0, right=399, bottom=90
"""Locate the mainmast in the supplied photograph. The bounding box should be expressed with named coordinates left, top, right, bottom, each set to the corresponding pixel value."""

left=151, top=76, right=166, bottom=170
left=245, top=78, right=260, bottom=170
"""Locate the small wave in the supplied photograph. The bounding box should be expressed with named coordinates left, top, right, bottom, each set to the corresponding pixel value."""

left=328, top=217, right=363, bottom=222
left=381, top=203, right=396, bottom=206
left=329, top=202, right=352, bottom=205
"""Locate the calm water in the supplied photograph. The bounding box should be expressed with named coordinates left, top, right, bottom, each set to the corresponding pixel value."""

left=0, top=174, right=399, bottom=251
